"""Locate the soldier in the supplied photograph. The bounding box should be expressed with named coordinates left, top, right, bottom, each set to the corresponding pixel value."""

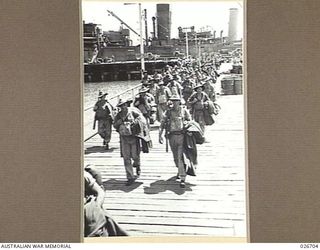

left=159, top=95, right=191, bottom=188
left=84, top=170, right=128, bottom=236
left=142, top=70, right=149, bottom=81
left=166, top=74, right=183, bottom=98
left=141, top=72, right=151, bottom=87
left=188, top=84, right=209, bottom=132
left=155, top=80, right=171, bottom=122
left=145, top=79, right=159, bottom=125
left=181, top=78, right=195, bottom=106
left=172, top=72, right=182, bottom=84
left=179, top=69, right=189, bottom=82
left=134, top=86, right=155, bottom=127
left=113, top=99, right=144, bottom=186
left=163, top=64, right=172, bottom=74
left=146, top=78, right=159, bottom=101
left=93, top=91, right=114, bottom=150
left=153, top=73, right=163, bottom=82
left=202, top=77, right=216, bottom=102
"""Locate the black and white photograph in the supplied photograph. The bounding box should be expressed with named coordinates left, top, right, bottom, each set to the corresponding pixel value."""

left=83, top=0, right=245, bottom=239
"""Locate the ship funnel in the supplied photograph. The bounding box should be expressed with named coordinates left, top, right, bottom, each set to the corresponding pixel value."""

left=152, top=16, right=156, bottom=39
left=156, top=4, right=171, bottom=40
left=228, top=8, right=239, bottom=42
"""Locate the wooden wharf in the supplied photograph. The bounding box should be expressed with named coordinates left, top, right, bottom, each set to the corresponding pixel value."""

left=84, top=59, right=179, bottom=83
left=84, top=94, right=246, bottom=237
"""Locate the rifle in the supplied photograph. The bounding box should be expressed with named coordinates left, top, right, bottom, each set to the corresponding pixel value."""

left=164, top=110, right=171, bottom=153
left=93, top=114, right=97, bottom=130
left=165, top=133, right=169, bottom=153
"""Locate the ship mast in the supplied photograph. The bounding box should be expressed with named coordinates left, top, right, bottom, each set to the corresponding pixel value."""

left=139, top=3, right=145, bottom=76
left=107, top=5, right=145, bottom=78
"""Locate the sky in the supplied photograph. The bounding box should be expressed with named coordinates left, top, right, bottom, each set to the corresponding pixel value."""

left=82, top=1, right=243, bottom=45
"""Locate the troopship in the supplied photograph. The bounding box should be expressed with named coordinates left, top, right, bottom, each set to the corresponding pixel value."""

left=83, top=4, right=242, bottom=82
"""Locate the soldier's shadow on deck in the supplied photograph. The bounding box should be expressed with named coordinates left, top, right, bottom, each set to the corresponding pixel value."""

left=144, top=176, right=195, bottom=195
left=84, top=146, right=116, bottom=155
left=103, top=178, right=143, bottom=193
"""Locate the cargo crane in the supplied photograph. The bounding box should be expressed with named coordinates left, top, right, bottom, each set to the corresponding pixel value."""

left=107, top=9, right=146, bottom=42
left=107, top=8, right=145, bottom=75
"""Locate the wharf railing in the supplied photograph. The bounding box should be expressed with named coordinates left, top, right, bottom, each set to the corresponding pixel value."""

left=84, top=83, right=142, bottom=142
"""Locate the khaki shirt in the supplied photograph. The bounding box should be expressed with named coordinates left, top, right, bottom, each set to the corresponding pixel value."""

left=161, top=106, right=191, bottom=133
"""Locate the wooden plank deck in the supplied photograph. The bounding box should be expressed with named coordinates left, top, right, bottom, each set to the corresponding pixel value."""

left=84, top=95, right=246, bottom=237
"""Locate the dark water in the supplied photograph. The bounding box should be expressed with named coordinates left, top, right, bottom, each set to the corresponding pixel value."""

left=84, top=80, right=140, bottom=108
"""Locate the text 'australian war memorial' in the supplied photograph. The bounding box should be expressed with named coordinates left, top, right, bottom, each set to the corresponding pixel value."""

left=83, top=2, right=245, bottom=239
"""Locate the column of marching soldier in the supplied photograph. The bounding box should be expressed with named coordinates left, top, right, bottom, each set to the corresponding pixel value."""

left=84, top=58, right=223, bottom=237
left=91, top=58, right=221, bottom=188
